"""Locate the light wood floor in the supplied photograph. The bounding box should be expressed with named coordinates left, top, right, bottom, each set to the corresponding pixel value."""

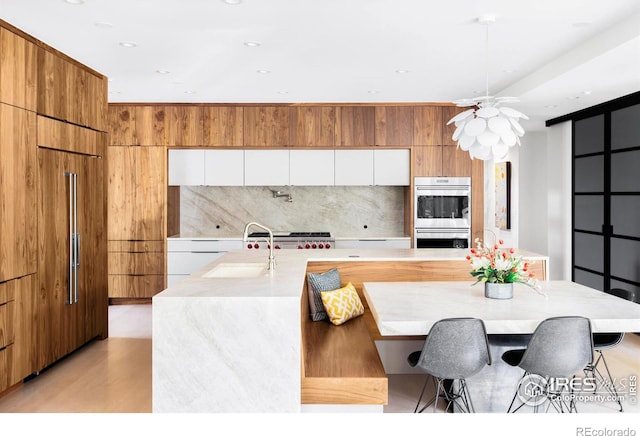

left=0, top=304, right=638, bottom=415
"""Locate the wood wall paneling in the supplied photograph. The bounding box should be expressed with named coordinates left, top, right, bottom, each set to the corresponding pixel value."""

left=167, top=106, right=202, bottom=146
left=107, top=146, right=167, bottom=240
left=5, top=275, right=37, bottom=387
left=291, top=106, right=336, bottom=146
left=413, top=106, right=443, bottom=146
left=135, top=106, right=169, bottom=146
left=202, top=106, right=244, bottom=146
left=374, top=106, right=413, bottom=146
left=335, top=106, right=375, bottom=146
left=0, top=28, right=37, bottom=111
left=243, top=106, right=292, bottom=146
left=0, top=104, right=37, bottom=282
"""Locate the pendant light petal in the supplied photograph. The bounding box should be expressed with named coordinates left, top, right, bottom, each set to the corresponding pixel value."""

left=500, top=106, right=529, bottom=120
left=464, top=117, right=487, bottom=137
left=500, top=129, right=517, bottom=146
left=487, top=116, right=511, bottom=134
left=509, top=118, right=525, bottom=136
left=447, top=108, right=475, bottom=125
left=452, top=124, right=466, bottom=141
left=458, top=134, right=475, bottom=151
left=492, top=142, right=509, bottom=159
left=469, top=143, right=492, bottom=160
left=476, top=106, right=499, bottom=118
left=477, top=130, right=500, bottom=147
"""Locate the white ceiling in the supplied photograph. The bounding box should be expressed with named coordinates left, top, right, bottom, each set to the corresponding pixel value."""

left=2, top=0, right=639, bottom=131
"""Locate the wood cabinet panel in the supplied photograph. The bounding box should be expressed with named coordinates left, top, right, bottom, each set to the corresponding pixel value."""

left=108, top=240, right=165, bottom=253
left=134, top=106, right=169, bottom=146
left=11, top=274, right=37, bottom=386
left=202, top=106, right=243, bottom=146
left=0, top=28, right=37, bottom=111
left=291, top=107, right=336, bottom=146
left=0, top=104, right=37, bottom=282
left=108, top=252, right=165, bottom=275
left=0, top=301, right=15, bottom=349
left=167, top=106, right=203, bottom=146
left=335, top=106, right=375, bottom=146
left=441, top=144, right=472, bottom=177
left=0, top=345, right=13, bottom=393
left=108, top=275, right=165, bottom=299
left=413, top=143, right=472, bottom=177
left=37, top=115, right=106, bottom=156
left=243, top=106, right=292, bottom=146
left=107, top=146, right=166, bottom=240
left=374, top=106, right=413, bottom=146
left=471, top=158, right=484, bottom=242
left=37, top=48, right=106, bottom=131
left=413, top=106, right=443, bottom=146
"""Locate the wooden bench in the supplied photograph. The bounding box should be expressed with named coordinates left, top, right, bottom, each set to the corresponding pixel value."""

left=300, top=278, right=388, bottom=406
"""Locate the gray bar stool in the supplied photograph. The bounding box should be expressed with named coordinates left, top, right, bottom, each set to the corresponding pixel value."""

left=407, top=317, right=491, bottom=413
left=501, top=316, right=593, bottom=413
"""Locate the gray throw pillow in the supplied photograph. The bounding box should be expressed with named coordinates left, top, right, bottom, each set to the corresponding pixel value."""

left=307, top=268, right=341, bottom=321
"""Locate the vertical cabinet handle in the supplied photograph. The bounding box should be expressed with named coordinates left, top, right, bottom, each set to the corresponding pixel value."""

left=65, top=172, right=79, bottom=305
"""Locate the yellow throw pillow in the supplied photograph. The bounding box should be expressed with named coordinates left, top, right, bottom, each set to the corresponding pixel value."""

left=320, top=282, right=364, bottom=326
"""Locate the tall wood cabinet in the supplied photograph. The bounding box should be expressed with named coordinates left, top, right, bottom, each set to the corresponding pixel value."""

left=107, top=146, right=167, bottom=299
left=0, top=20, right=108, bottom=394
left=37, top=144, right=107, bottom=367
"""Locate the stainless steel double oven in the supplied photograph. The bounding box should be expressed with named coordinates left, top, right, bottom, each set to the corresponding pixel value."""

left=414, top=177, right=471, bottom=249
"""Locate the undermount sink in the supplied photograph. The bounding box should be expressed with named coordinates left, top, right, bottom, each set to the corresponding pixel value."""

left=203, top=262, right=268, bottom=278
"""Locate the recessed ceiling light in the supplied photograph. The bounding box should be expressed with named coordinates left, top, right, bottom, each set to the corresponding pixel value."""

left=156, top=70, right=171, bottom=75
left=277, top=90, right=288, bottom=95
left=184, top=90, right=196, bottom=94
left=119, top=41, right=137, bottom=48
left=368, top=90, right=380, bottom=94
left=544, top=104, right=558, bottom=109
left=65, top=0, right=85, bottom=4
left=502, top=69, right=516, bottom=74
left=244, top=41, right=261, bottom=47
left=222, top=0, right=242, bottom=4
left=567, top=95, right=581, bottom=100
left=256, top=69, right=271, bottom=74
left=94, top=22, right=113, bottom=29
left=582, top=90, right=592, bottom=95
left=395, top=69, right=410, bottom=74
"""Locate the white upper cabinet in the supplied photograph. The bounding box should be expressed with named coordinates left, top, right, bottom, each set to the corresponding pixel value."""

left=334, top=149, right=374, bottom=185
left=204, top=149, right=244, bottom=186
left=289, top=150, right=335, bottom=186
left=168, top=149, right=205, bottom=186
left=374, top=149, right=410, bottom=185
left=244, top=149, right=290, bottom=186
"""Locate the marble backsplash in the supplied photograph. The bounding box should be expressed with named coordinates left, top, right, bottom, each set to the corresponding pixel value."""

left=178, top=186, right=406, bottom=237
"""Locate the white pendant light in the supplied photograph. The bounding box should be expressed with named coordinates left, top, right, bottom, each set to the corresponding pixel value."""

left=447, top=15, right=528, bottom=161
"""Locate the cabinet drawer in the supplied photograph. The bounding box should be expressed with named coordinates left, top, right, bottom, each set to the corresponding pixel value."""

left=167, top=239, right=242, bottom=252
left=0, top=279, right=17, bottom=305
left=108, top=240, right=164, bottom=252
left=0, top=344, right=13, bottom=393
left=108, top=252, right=164, bottom=275
left=167, top=251, right=226, bottom=275
left=108, top=275, right=166, bottom=299
left=0, top=301, right=15, bottom=349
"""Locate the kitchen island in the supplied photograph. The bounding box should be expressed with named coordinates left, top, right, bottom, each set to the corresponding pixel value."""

left=152, top=248, right=548, bottom=413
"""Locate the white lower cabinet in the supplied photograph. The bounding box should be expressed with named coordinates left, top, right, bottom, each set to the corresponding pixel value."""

left=167, top=238, right=243, bottom=285
left=334, top=238, right=411, bottom=249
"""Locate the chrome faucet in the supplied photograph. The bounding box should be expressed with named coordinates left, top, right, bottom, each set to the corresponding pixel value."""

left=242, top=222, right=276, bottom=271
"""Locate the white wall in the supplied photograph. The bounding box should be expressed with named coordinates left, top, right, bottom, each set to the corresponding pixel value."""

left=517, top=123, right=573, bottom=280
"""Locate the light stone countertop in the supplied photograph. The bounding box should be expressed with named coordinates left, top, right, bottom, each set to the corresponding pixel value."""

left=154, top=248, right=549, bottom=300
left=363, top=280, right=640, bottom=335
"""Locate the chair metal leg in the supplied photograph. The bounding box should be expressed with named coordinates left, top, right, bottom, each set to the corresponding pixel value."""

left=585, top=350, right=624, bottom=412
